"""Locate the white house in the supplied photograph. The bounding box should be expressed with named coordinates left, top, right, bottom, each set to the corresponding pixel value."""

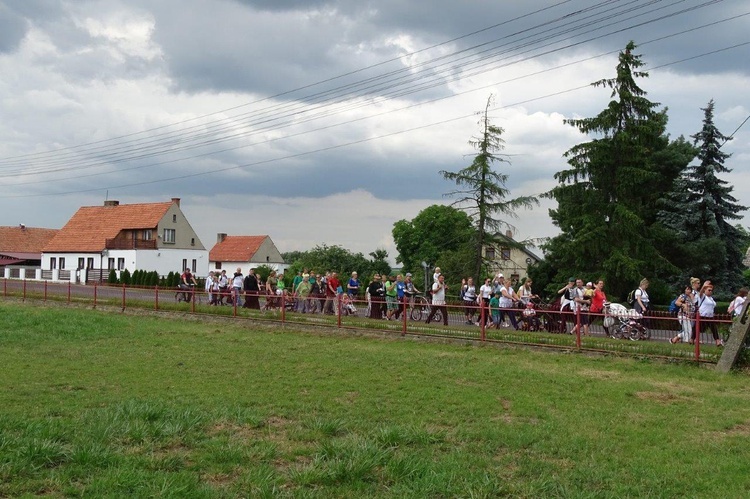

left=42, top=198, right=208, bottom=282
left=209, top=234, right=287, bottom=274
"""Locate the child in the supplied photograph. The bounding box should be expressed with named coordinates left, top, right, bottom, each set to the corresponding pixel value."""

left=489, top=291, right=501, bottom=328
left=433, top=267, right=442, bottom=283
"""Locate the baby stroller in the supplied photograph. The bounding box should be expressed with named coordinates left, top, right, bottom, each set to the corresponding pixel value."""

left=341, top=294, right=358, bottom=316
left=537, top=299, right=567, bottom=334
left=520, top=301, right=541, bottom=331
left=606, top=303, right=650, bottom=341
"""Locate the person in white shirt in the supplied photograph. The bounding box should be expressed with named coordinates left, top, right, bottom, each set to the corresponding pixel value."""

left=728, top=288, right=748, bottom=318
left=498, top=276, right=519, bottom=329
left=478, top=277, right=494, bottom=325
left=461, top=277, right=478, bottom=325
left=231, top=268, right=244, bottom=307
left=694, top=282, right=722, bottom=346
left=426, top=274, right=448, bottom=325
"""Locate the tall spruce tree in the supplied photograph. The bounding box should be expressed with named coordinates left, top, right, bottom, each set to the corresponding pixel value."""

left=440, top=95, right=538, bottom=281
left=544, top=42, right=685, bottom=298
left=659, top=100, right=747, bottom=293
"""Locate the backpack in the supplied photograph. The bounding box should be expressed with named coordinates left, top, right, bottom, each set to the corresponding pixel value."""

left=627, top=289, right=637, bottom=306
left=668, top=296, right=680, bottom=315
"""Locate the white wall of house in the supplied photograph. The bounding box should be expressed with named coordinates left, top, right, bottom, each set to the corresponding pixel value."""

left=136, top=249, right=209, bottom=277
left=210, top=261, right=290, bottom=275
left=42, top=249, right=209, bottom=278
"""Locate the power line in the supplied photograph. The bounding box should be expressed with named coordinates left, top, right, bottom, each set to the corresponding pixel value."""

left=3, top=39, right=746, bottom=198
left=0, top=0, right=731, bottom=177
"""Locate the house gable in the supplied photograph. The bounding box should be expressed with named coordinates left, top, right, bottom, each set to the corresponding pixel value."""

left=42, top=198, right=205, bottom=254
left=209, top=235, right=284, bottom=266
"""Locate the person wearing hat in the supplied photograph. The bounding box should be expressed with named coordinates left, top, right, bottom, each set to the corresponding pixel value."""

left=403, top=273, right=419, bottom=312
left=347, top=271, right=360, bottom=297
left=367, top=274, right=385, bottom=319
left=558, top=277, right=576, bottom=312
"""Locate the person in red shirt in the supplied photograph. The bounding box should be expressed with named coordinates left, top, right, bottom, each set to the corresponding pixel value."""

left=324, top=272, right=341, bottom=315
left=590, top=280, right=608, bottom=334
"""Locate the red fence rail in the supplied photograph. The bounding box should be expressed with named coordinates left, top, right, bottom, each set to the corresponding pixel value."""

left=0, top=278, right=734, bottom=363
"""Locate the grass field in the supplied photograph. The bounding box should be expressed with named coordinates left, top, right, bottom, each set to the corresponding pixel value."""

left=1, top=301, right=749, bottom=497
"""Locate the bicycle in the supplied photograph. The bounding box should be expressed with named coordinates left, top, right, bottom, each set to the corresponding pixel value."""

left=175, top=284, right=202, bottom=305
left=409, top=294, right=442, bottom=323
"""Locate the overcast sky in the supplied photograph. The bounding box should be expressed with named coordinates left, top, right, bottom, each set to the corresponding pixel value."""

left=1, top=0, right=748, bottom=264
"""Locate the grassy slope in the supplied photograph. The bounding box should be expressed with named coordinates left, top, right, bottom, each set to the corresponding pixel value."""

left=1, top=301, right=749, bottom=498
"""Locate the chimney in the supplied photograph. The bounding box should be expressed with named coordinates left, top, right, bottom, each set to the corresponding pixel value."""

left=104, top=200, right=119, bottom=207
left=171, top=197, right=181, bottom=207
left=505, top=230, right=513, bottom=239
left=217, top=233, right=227, bottom=244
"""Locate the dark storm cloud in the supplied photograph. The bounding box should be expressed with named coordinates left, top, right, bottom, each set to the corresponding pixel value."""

left=0, top=3, right=29, bottom=53
left=148, top=0, right=747, bottom=99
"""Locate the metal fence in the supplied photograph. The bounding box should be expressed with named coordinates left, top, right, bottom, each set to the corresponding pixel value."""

left=1, top=278, right=733, bottom=363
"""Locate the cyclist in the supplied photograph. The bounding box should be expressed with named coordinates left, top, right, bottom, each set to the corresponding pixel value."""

left=178, top=268, right=197, bottom=302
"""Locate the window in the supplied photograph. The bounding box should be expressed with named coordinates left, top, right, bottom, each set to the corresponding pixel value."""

left=163, top=228, right=175, bottom=244
left=50, top=257, right=57, bottom=270
left=172, top=214, right=177, bottom=223
left=216, top=262, right=222, bottom=270
left=108, top=258, right=115, bottom=270
left=87, top=258, right=94, bottom=269
left=59, top=258, right=65, bottom=270
left=143, top=230, right=152, bottom=241
left=485, top=247, right=496, bottom=260
left=182, top=259, right=188, bottom=272
left=117, top=258, right=125, bottom=270
left=192, top=259, right=197, bottom=272
left=78, top=258, right=85, bottom=269
left=190, top=237, right=195, bottom=247
left=501, top=247, right=511, bottom=260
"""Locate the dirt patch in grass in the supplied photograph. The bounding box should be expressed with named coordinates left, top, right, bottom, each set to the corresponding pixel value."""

left=633, top=391, right=689, bottom=403
left=578, top=368, right=620, bottom=380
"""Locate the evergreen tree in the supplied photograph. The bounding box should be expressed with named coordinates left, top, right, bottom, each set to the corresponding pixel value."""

left=440, top=95, right=538, bottom=280
left=544, top=42, right=685, bottom=298
left=659, top=100, right=747, bottom=292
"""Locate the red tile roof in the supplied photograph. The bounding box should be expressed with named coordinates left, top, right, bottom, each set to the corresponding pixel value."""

left=0, top=226, right=59, bottom=253
left=43, top=202, right=172, bottom=253
left=209, top=235, right=268, bottom=262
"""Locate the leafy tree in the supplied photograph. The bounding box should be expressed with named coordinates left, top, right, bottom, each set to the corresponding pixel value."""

left=120, top=268, right=131, bottom=285
left=440, top=95, right=538, bottom=280
left=283, top=244, right=388, bottom=280
left=544, top=41, right=685, bottom=299
left=107, top=269, right=118, bottom=284
left=659, top=100, right=747, bottom=293
left=368, top=249, right=392, bottom=277
left=392, top=204, right=475, bottom=277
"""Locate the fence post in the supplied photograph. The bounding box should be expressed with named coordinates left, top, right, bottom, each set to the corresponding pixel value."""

left=281, top=293, right=286, bottom=323
left=44, top=280, right=48, bottom=302
left=233, top=292, right=237, bottom=317
left=23, top=278, right=26, bottom=302
left=93, top=283, right=97, bottom=309
left=337, top=294, right=342, bottom=328
left=695, top=312, right=701, bottom=362
left=480, top=301, right=486, bottom=342
left=67, top=281, right=71, bottom=303
left=121, top=284, right=126, bottom=311
left=190, top=287, right=195, bottom=314
left=401, top=298, right=407, bottom=336
left=575, top=307, right=581, bottom=349
left=154, top=286, right=159, bottom=310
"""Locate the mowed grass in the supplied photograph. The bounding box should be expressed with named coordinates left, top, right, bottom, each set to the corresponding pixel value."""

left=1, top=301, right=749, bottom=497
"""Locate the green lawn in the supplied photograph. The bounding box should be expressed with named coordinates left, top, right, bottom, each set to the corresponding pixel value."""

left=1, top=301, right=749, bottom=497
